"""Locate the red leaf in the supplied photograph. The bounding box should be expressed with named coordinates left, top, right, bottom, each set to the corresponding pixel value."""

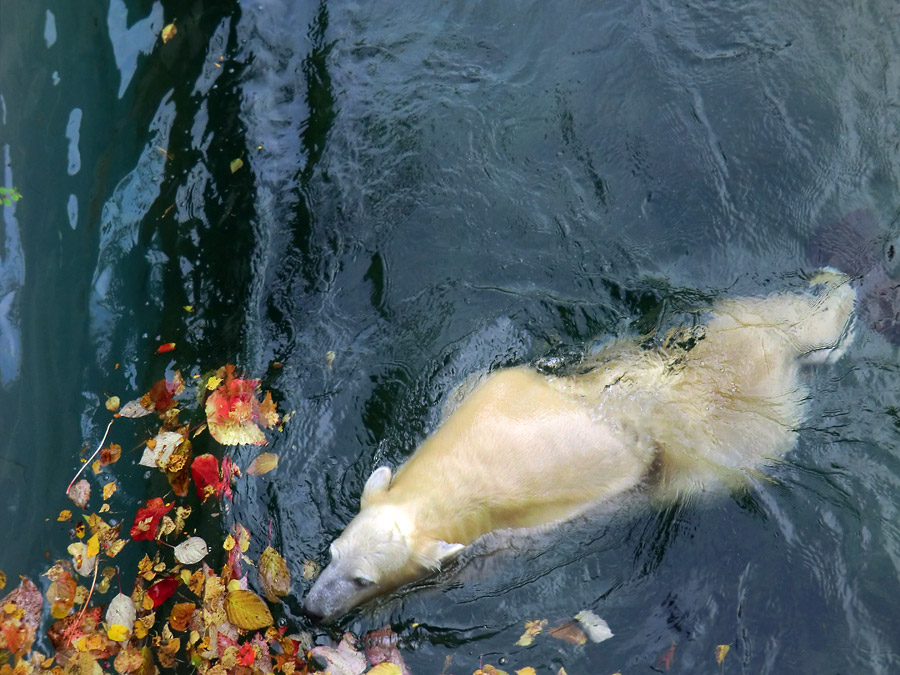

left=190, top=454, right=226, bottom=503
left=237, top=642, right=256, bottom=666
left=147, top=378, right=177, bottom=412
left=146, top=576, right=179, bottom=607
left=130, top=498, right=174, bottom=541
left=156, top=342, right=176, bottom=353
left=657, top=641, right=677, bottom=671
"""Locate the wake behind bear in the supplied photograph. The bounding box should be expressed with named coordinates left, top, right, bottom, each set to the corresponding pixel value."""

left=304, top=271, right=857, bottom=622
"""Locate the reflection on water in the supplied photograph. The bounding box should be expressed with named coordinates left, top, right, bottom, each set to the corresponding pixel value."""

left=1, top=0, right=900, bottom=672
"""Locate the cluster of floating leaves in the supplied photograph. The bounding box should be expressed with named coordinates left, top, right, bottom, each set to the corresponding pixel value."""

left=0, top=361, right=311, bottom=675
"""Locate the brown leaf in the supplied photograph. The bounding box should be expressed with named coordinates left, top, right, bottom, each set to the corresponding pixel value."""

left=168, top=602, right=195, bottom=631
left=224, top=589, right=273, bottom=630
left=258, top=546, right=291, bottom=602
left=100, top=443, right=122, bottom=466
left=548, top=621, right=587, bottom=646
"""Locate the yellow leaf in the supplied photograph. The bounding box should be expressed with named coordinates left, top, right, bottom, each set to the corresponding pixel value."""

left=92, top=460, right=102, bottom=474
left=715, top=644, right=730, bottom=665
left=103, top=481, right=117, bottom=501
left=230, top=158, right=244, bottom=173
left=515, top=669, right=537, bottom=675
left=58, top=510, right=72, bottom=522
left=365, top=664, right=402, bottom=675
left=105, top=396, right=120, bottom=412
left=107, top=624, right=130, bottom=641
left=515, top=618, right=547, bottom=647
left=0, top=571, right=5, bottom=589
left=224, top=589, right=273, bottom=630
left=226, top=579, right=242, bottom=593
left=86, top=534, right=100, bottom=558
left=223, top=534, right=236, bottom=551
left=161, top=22, right=177, bottom=43
left=206, top=375, right=222, bottom=390
left=246, top=452, right=278, bottom=476
left=183, top=305, right=194, bottom=313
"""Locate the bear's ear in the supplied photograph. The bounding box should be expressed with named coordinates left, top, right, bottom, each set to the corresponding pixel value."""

left=361, top=466, right=392, bottom=506
left=415, top=539, right=465, bottom=571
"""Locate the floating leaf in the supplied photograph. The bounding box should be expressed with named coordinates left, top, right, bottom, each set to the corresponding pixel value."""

left=58, top=509, right=72, bottom=522
left=118, top=398, right=154, bottom=418
left=366, top=665, right=402, bottom=675
left=168, top=602, right=195, bottom=631
left=191, top=454, right=228, bottom=502
left=258, top=546, right=291, bottom=602
left=161, top=22, right=177, bottom=43
left=657, top=641, right=677, bottom=671
left=224, top=589, right=273, bottom=630
left=45, top=568, right=76, bottom=619
left=102, top=481, right=117, bottom=500
left=0, top=577, right=42, bottom=656
left=715, top=644, right=730, bottom=665
left=230, top=158, right=244, bottom=173
left=259, top=392, right=280, bottom=428
left=310, top=633, right=367, bottom=675
left=515, top=618, right=547, bottom=647
left=237, top=642, right=256, bottom=666
left=157, top=342, right=176, bottom=353
left=105, top=593, right=135, bottom=644
left=363, top=626, right=410, bottom=675
left=575, top=610, right=613, bottom=643
left=515, top=669, right=537, bottom=675
left=105, top=396, right=120, bottom=412
left=302, top=558, right=321, bottom=581
left=246, top=452, right=278, bottom=476
left=147, top=576, right=180, bottom=608
left=100, top=443, right=122, bottom=466
left=548, top=621, right=587, bottom=646
left=130, top=497, right=174, bottom=540
left=139, top=430, right=184, bottom=469
left=174, top=537, right=209, bottom=565
left=204, top=371, right=270, bottom=446
left=68, top=479, right=90, bottom=510
left=113, top=645, right=144, bottom=673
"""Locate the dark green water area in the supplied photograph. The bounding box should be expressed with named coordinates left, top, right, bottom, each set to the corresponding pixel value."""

left=2, top=1, right=900, bottom=673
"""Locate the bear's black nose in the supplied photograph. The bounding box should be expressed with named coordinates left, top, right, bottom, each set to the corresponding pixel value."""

left=301, top=604, right=324, bottom=623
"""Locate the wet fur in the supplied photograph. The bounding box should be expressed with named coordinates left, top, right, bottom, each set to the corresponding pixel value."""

left=304, top=272, right=856, bottom=621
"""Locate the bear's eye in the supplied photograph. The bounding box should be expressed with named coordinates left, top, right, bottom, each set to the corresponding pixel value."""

left=352, top=574, right=375, bottom=589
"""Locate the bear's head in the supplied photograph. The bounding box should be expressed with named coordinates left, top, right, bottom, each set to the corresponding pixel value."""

left=303, top=466, right=464, bottom=622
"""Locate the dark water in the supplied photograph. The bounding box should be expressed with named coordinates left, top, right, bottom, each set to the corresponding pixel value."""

left=2, top=0, right=900, bottom=672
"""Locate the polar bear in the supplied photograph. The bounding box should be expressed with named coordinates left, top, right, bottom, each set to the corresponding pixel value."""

left=303, top=271, right=856, bottom=622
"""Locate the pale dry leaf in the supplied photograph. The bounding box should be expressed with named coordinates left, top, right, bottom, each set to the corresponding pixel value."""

left=118, top=398, right=154, bottom=418
left=139, top=430, right=184, bottom=469
left=174, top=537, right=209, bottom=565
left=574, top=610, right=613, bottom=643
left=106, top=592, right=137, bottom=643
left=68, top=479, right=90, bottom=509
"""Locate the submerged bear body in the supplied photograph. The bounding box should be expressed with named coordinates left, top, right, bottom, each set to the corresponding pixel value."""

left=304, top=273, right=856, bottom=622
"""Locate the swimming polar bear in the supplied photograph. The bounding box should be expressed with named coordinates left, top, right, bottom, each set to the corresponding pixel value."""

left=304, top=271, right=856, bottom=622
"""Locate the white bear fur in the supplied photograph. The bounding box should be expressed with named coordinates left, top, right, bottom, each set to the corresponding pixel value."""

left=304, top=271, right=856, bottom=621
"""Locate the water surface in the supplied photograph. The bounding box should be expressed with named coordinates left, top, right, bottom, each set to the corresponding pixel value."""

left=2, top=0, right=900, bottom=672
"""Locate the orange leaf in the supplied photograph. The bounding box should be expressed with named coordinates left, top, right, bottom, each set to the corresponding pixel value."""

left=548, top=621, right=587, bottom=645
left=157, top=342, right=176, bottom=353
left=168, top=602, right=195, bottom=631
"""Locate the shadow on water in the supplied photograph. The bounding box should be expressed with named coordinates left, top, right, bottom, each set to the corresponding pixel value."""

left=3, top=0, right=900, bottom=673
